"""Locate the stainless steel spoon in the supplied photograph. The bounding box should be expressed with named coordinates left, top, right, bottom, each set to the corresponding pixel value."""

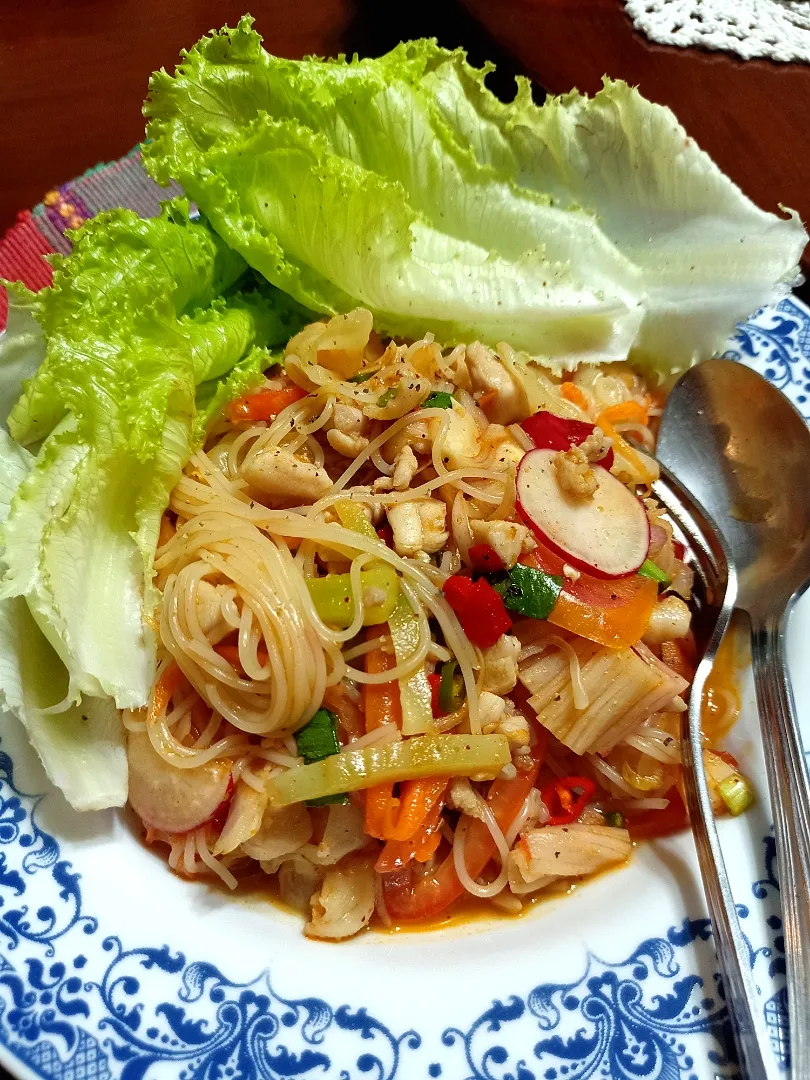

left=657, top=358, right=810, bottom=1080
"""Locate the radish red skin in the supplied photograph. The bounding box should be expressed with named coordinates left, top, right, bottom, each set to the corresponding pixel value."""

left=521, top=411, right=615, bottom=471
left=516, top=448, right=650, bottom=579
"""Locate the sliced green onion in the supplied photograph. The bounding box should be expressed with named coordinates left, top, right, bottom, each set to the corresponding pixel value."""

left=268, top=734, right=510, bottom=806
left=718, top=774, right=755, bottom=816
left=423, top=391, right=453, bottom=409
left=604, top=810, right=625, bottom=828
left=295, top=708, right=341, bottom=764
left=492, top=563, right=563, bottom=620
left=348, top=369, right=378, bottom=383
left=438, top=659, right=465, bottom=714
left=376, top=386, right=398, bottom=408
left=638, top=559, right=670, bottom=584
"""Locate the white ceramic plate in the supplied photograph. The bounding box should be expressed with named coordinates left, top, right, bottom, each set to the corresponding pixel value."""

left=0, top=296, right=808, bottom=1080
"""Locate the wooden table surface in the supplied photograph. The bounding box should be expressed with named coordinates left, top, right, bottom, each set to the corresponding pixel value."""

left=2, top=0, right=808, bottom=247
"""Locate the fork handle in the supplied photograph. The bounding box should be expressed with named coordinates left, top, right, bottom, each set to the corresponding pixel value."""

left=751, top=606, right=810, bottom=1080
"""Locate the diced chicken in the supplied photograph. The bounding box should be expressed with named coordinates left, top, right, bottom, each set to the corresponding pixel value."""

left=554, top=445, right=597, bottom=499
left=480, top=633, right=522, bottom=694
left=241, top=447, right=332, bottom=503
left=384, top=420, right=432, bottom=461
left=469, top=520, right=531, bottom=570
left=195, top=579, right=225, bottom=635
left=387, top=498, right=448, bottom=556
left=466, top=342, right=526, bottom=425
left=478, top=690, right=507, bottom=729
left=392, top=445, right=419, bottom=491
left=305, top=855, right=376, bottom=940
left=326, top=429, right=370, bottom=457
left=331, top=402, right=367, bottom=436
left=438, top=407, right=481, bottom=470
left=643, top=596, right=692, bottom=645
left=448, top=777, right=488, bottom=820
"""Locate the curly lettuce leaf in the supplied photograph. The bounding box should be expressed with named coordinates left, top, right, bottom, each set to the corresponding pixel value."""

left=0, top=201, right=303, bottom=710
left=143, top=21, right=806, bottom=375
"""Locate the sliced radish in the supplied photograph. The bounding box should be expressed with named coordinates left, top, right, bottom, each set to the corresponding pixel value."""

left=516, top=447, right=649, bottom=578
left=521, top=411, right=615, bottom=471
left=127, top=730, right=233, bottom=835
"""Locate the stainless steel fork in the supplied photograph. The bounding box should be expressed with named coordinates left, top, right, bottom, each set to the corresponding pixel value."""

left=651, top=464, right=778, bottom=1080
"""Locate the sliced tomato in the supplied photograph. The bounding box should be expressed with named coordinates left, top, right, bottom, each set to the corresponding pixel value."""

left=520, top=543, right=657, bottom=649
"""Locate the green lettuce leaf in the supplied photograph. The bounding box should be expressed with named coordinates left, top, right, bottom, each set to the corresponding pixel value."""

left=143, top=21, right=806, bottom=375
left=0, top=429, right=127, bottom=810
left=0, top=200, right=303, bottom=710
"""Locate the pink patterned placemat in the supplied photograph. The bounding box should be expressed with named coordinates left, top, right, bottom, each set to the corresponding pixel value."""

left=0, top=146, right=182, bottom=328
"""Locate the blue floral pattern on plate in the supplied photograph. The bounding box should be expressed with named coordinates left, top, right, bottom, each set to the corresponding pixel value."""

left=0, top=296, right=807, bottom=1080
left=723, top=296, right=810, bottom=420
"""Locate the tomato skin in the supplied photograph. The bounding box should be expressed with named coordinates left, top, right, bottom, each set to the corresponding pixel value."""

left=381, top=730, right=548, bottom=921
left=625, top=787, right=688, bottom=840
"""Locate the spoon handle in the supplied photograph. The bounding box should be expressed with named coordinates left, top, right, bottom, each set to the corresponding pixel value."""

left=751, top=606, right=810, bottom=1080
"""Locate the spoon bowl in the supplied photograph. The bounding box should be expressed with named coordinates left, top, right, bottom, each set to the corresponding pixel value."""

left=657, top=358, right=810, bottom=617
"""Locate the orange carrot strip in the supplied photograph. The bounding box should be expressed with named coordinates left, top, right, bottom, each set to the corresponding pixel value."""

left=597, top=400, right=649, bottom=426
left=375, top=785, right=448, bottom=873
left=363, top=630, right=402, bottom=839
left=383, top=776, right=448, bottom=842
left=148, top=662, right=187, bottom=724
left=560, top=382, right=589, bottom=410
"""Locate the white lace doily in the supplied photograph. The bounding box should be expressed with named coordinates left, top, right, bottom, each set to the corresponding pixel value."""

left=623, top=0, right=810, bottom=63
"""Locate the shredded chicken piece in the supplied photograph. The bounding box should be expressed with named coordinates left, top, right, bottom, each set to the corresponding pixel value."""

left=392, top=445, right=419, bottom=491
left=448, top=777, right=488, bottom=821
left=554, top=444, right=598, bottom=499
left=331, top=402, right=367, bottom=436
left=326, top=429, right=370, bottom=457
left=241, top=447, right=332, bottom=502
left=469, top=520, right=530, bottom=570
left=195, top=579, right=225, bottom=636
left=480, top=634, right=522, bottom=694
left=478, top=690, right=507, bottom=729
left=387, top=498, right=448, bottom=556
left=466, top=342, right=526, bottom=424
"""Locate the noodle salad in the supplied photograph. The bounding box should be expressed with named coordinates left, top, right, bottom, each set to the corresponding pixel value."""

left=127, top=309, right=752, bottom=938
left=0, top=21, right=803, bottom=943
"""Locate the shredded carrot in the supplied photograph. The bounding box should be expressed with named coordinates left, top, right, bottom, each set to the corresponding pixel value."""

left=596, top=405, right=655, bottom=484
left=375, top=785, right=448, bottom=872
left=148, top=662, right=187, bottom=725
left=478, top=389, right=499, bottom=413
left=597, top=400, right=649, bottom=427
left=560, top=382, right=589, bottom=411
left=363, top=630, right=402, bottom=839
